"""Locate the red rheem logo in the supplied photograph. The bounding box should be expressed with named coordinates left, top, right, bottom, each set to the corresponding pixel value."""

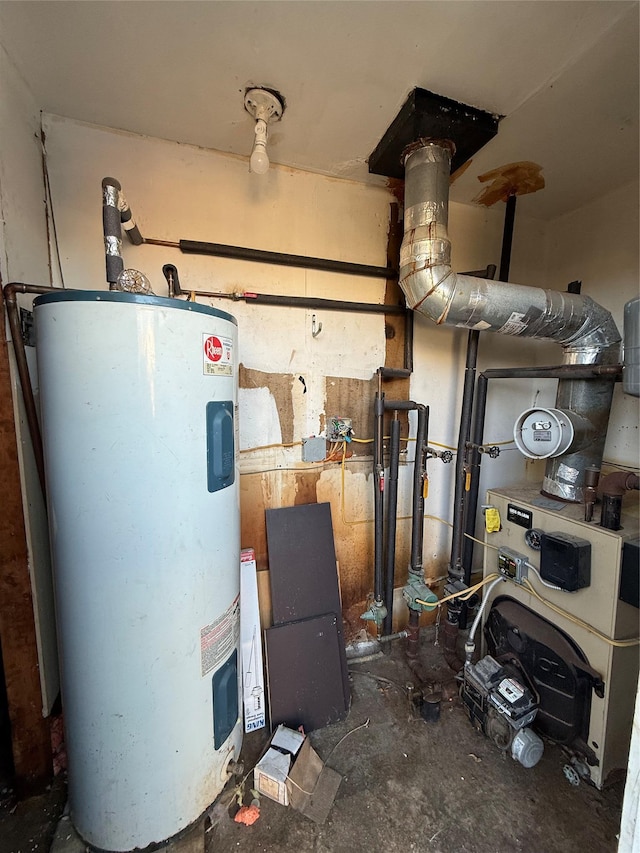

left=204, top=336, right=223, bottom=362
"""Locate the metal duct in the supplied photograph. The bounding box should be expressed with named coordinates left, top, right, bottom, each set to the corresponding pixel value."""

left=399, top=140, right=621, bottom=501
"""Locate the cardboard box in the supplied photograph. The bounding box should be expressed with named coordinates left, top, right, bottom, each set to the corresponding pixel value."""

left=254, top=725, right=341, bottom=823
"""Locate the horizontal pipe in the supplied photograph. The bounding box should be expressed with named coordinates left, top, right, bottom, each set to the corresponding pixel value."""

left=171, top=238, right=397, bottom=279
left=167, top=285, right=406, bottom=316
left=481, top=364, right=622, bottom=380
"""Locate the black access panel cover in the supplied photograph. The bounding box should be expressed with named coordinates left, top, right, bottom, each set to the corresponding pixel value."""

left=265, top=502, right=350, bottom=707
left=265, top=613, right=349, bottom=733
left=368, top=88, right=501, bottom=180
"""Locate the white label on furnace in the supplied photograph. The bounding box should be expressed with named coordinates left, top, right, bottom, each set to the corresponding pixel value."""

left=203, top=333, right=233, bottom=376
left=200, top=594, right=240, bottom=676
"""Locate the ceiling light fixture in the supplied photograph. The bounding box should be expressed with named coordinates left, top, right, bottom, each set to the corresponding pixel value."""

left=244, top=88, right=285, bottom=175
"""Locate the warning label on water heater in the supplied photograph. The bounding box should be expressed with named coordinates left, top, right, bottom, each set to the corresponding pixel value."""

left=203, top=333, right=233, bottom=376
left=200, top=594, right=240, bottom=677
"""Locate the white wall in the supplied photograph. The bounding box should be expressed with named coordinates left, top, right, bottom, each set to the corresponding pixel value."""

left=546, top=179, right=640, bottom=466
left=0, top=44, right=58, bottom=712
left=41, top=115, right=558, bottom=591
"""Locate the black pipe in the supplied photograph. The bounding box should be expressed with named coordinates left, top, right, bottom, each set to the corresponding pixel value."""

left=499, top=195, right=517, bottom=282
left=410, top=405, right=429, bottom=574
left=382, top=417, right=401, bottom=636
left=404, top=309, right=414, bottom=373
left=481, top=364, right=622, bottom=380
left=240, top=291, right=406, bottom=315
left=448, top=265, right=497, bottom=583
left=102, top=178, right=124, bottom=285
left=449, top=329, right=480, bottom=581
left=168, top=285, right=406, bottom=316
left=177, top=238, right=397, bottom=280
left=3, top=282, right=60, bottom=493
left=373, top=389, right=385, bottom=607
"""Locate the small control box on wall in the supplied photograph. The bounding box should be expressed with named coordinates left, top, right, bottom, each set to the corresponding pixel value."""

left=540, top=531, right=591, bottom=591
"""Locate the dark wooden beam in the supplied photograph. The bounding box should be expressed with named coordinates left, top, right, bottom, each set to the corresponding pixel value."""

left=0, top=287, right=51, bottom=789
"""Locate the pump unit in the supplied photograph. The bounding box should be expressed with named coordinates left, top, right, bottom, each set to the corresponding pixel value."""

left=34, top=291, right=242, bottom=851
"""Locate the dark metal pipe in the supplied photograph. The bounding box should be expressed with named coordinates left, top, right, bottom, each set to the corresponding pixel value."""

left=463, top=374, right=489, bottom=586
left=480, top=364, right=622, bottom=380
left=406, top=609, right=420, bottom=661
left=168, top=285, right=406, bottom=316
left=383, top=418, right=401, bottom=636
left=410, top=405, right=429, bottom=574
left=449, top=330, right=480, bottom=581
left=3, top=282, right=59, bottom=493
left=373, top=390, right=385, bottom=607
left=102, top=178, right=124, bottom=285
left=404, top=309, right=414, bottom=373
left=240, top=291, right=406, bottom=314
left=176, top=238, right=397, bottom=280
left=499, top=195, right=517, bottom=282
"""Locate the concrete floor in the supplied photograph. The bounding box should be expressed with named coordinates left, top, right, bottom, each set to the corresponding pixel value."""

left=209, top=627, right=625, bottom=853
left=1, top=627, right=627, bottom=853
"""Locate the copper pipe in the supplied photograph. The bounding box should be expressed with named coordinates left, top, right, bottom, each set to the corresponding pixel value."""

left=3, top=282, right=59, bottom=493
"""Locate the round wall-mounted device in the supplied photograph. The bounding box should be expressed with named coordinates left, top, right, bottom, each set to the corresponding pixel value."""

left=513, top=407, right=575, bottom=459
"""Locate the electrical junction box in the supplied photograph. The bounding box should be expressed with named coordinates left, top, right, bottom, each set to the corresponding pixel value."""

left=301, top=436, right=327, bottom=462
left=327, top=417, right=353, bottom=442
left=540, top=531, right=591, bottom=592
left=497, top=547, right=529, bottom=584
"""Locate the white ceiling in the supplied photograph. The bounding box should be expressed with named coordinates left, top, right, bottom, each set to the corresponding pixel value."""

left=1, top=1, right=638, bottom=220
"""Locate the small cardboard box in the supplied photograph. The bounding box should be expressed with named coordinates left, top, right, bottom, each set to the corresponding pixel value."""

left=254, top=725, right=341, bottom=823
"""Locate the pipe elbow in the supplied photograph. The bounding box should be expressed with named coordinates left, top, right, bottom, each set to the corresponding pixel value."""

left=598, top=470, right=640, bottom=498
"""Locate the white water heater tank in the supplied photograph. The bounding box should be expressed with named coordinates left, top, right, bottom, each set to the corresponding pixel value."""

left=34, top=291, right=242, bottom=852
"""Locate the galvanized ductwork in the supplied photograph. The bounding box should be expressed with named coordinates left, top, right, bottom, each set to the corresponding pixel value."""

left=399, top=140, right=621, bottom=501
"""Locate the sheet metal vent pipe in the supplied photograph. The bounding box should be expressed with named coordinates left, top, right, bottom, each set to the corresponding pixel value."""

left=398, top=140, right=621, bottom=504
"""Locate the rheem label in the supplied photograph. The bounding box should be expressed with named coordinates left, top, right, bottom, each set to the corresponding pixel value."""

left=203, top=333, right=233, bottom=376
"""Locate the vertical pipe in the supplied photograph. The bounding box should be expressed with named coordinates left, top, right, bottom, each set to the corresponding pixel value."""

left=373, top=383, right=385, bottom=606
left=410, top=405, right=429, bottom=574
left=404, top=309, right=414, bottom=373
left=102, top=178, right=124, bottom=286
left=463, top=375, right=489, bottom=586
left=449, top=331, right=480, bottom=580
left=382, top=417, right=401, bottom=635
left=499, top=195, right=517, bottom=282
left=461, top=200, right=516, bottom=583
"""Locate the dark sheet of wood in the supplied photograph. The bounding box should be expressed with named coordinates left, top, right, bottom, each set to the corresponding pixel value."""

left=265, top=502, right=350, bottom=704
left=266, top=502, right=340, bottom=623
left=265, top=613, right=349, bottom=733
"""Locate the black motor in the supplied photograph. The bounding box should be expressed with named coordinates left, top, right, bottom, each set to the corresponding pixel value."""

left=461, top=654, right=544, bottom=768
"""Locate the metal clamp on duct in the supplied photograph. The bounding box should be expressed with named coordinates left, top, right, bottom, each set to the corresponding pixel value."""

left=398, top=139, right=621, bottom=503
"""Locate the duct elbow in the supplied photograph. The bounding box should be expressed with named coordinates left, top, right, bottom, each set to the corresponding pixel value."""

left=399, top=263, right=456, bottom=322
